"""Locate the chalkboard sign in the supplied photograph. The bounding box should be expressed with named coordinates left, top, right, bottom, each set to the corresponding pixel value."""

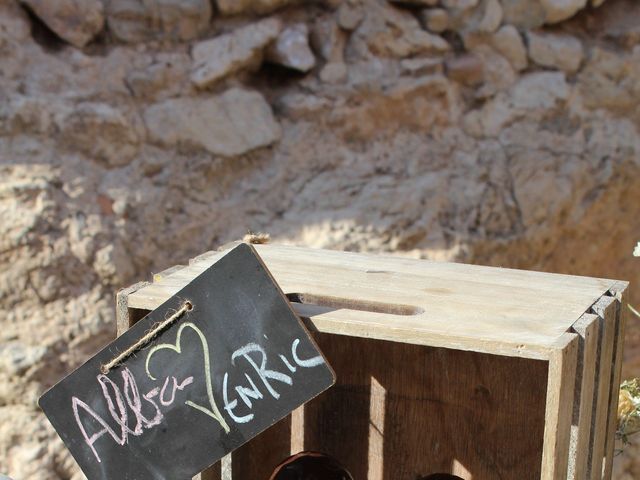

left=39, top=244, right=335, bottom=480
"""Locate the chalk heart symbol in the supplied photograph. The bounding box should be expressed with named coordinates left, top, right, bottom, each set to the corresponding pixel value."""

left=145, top=321, right=231, bottom=433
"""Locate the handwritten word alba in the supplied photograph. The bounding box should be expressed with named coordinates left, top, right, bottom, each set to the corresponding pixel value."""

left=72, top=323, right=325, bottom=463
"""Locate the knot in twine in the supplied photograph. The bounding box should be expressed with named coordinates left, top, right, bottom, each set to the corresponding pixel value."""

left=243, top=231, right=270, bottom=244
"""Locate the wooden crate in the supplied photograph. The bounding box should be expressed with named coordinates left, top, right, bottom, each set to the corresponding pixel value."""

left=116, top=243, right=628, bottom=480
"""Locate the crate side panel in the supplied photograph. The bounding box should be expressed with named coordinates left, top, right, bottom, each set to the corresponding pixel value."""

left=231, top=415, right=292, bottom=480
left=568, top=314, right=599, bottom=480
left=588, top=296, right=618, bottom=480
left=299, top=334, right=549, bottom=480
left=603, top=282, right=629, bottom=479
left=541, top=334, right=578, bottom=480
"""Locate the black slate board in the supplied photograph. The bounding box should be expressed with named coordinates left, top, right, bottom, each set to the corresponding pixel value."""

left=39, top=244, right=335, bottom=480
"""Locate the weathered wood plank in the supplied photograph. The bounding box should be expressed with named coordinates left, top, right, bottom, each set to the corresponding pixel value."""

left=189, top=249, right=221, bottom=265
left=152, top=264, right=186, bottom=283
left=195, top=465, right=220, bottom=480
left=568, top=313, right=599, bottom=480
left=128, top=245, right=616, bottom=360
left=303, top=333, right=549, bottom=479
left=603, top=282, right=629, bottom=479
left=588, top=296, right=618, bottom=480
left=116, top=280, right=150, bottom=335
left=541, top=334, right=578, bottom=480
left=230, top=416, right=292, bottom=479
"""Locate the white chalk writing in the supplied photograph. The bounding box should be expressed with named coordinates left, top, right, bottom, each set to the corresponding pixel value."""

left=71, top=327, right=325, bottom=465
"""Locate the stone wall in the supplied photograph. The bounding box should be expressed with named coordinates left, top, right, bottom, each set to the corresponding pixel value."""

left=0, top=0, right=639, bottom=477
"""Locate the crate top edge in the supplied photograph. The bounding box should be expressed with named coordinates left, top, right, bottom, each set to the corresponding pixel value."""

left=125, top=243, right=623, bottom=357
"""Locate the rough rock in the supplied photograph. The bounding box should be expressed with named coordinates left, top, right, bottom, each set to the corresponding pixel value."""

left=444, top=0, right=502, bottom=35
left=354, top=1, right=450, bottom=57
left=511, top=71, right=571, bottom=109
left=276, top=93, right=331, bottom=119
left=502, top=0, right=546, bottom=28
left=58, top=103, right=141, bottom=168
left=475, top=0, right=503, bottom=33
left=527, top=30, right=584, bottom=73
left=420, top=9, right=450, bottom=33
left=21, top=0, right=104, bottom=47
left=0, top=342, right=47, bottom=376
left=337, top=1, right=364, bottom=31
left=216, top=0, right=296, bottom=15
left=143, top=88, right=282, bottom=156
left=106, top=0, right=212, bottom=43
left=0, top=95, right=56, bottom=136
left=472, top=44, right=517, bottom=97
left=345, top=58, right=394, bottom=87
left=125, top=52, right=191, bottom=99
left=3, top=399, right=94, bottom=479
left=0, top=2, right=31, bottom=46
left=491, top=24, right=528, bottom=71
left=327, top=75, right=457, bottom=139
left=577, top=46, right=640, bottom=113
left=591, top=0, right=640, bottom=48
left=463, top=71, right=570, bottom=136
left=310, top=15, right=346, bottom=62
left=389, top=0, right=439, bottom=5
left=2, top=1, right=640, bottom=480
left=401, top=57, right=444, bottom=76
left=0, top=166, right=58, bottom=260
left=319, top=62, right=348, bottom=83
left=540, top=0, right=588, bottom=23
left=446, top=54, right=484, bottom=86
left=191, top=18, right=282, bottom=88
left=442, top=0, right=479, bottom=10
left=266, top=23, right=316, bottom=72
left=93, top=243, right=135, bottom=284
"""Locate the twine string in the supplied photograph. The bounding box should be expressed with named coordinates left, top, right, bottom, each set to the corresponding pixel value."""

left=100, top=301, right=193, bottom=375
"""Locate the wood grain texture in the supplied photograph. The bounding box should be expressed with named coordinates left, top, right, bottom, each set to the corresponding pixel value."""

left=152, top=264, right=186, bottom=283
left=568, top=313, right=599, bottom=480
left=196, top=455, right=231, bottom=480
left=290, top=405, right=305, bottom=453
left=603, top=282, right=629, bottom=479
left=301, top=333, right=549, bottom=480
left=116, top=280, right=149, bottom=335
left=197, top=466, right=220, bottom=480
left=541, top=334, right=578, bottom=480
left=221, top=455, right=232, bottom=480
left=588, top=295, right=618, bottom=480
left=127, top=245, right=616, bottom=360
left=230, top=415, right=292, bottom=480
